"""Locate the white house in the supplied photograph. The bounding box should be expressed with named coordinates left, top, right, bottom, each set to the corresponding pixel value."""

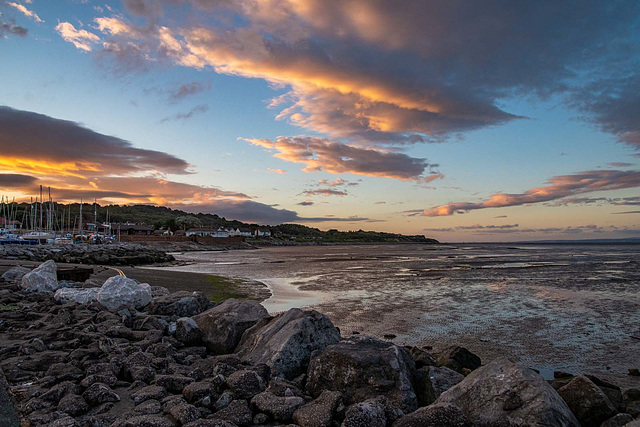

left=186, top=227, right=230, bottom=238
left=255, top=228, right=272, bottom=237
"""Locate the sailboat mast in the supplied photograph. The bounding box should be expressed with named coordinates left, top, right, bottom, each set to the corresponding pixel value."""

left=79, top=199, right=83, bottom=235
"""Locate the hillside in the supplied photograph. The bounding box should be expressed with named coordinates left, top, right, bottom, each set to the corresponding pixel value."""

left=4, top=203, right=439, bottom=244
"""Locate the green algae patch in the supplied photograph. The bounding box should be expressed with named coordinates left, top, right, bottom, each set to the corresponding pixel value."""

left=206, top=275, right=251, bottom=302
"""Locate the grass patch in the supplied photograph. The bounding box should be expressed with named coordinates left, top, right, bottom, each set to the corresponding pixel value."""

left=206, top=275, right=250, bottom=302
left=0, top=304, right=20, bottom=312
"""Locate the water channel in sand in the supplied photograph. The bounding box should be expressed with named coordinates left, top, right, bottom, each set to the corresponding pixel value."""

left=155, top=243, right=640, bottom=387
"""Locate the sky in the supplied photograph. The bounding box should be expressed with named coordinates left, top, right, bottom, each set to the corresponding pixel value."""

left=0, top=0, right=639, bottom=242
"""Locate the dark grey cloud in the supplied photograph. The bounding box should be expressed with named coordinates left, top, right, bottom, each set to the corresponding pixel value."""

left=0, top=106, right=191, bottom=175
left=174, top=200, right=300, bottom=225
left=611, top=210, right=640, bottom=214
left=0, top=16, right=27, bottom=37
left=302, top=188, right=348, bottom=197
left=169, top=81, right=211, bottom=103
left=0, top=173, right=37, bottom=188
left=297, top=201, right=314, bottom=206
left=608, top=162, right=634, bottom=167
left=160, top=104, right=208, bottom=123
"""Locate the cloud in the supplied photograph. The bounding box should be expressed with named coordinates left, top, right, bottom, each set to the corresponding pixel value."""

left=168, top=81, right=211, bottom=102
left=160, top=104, right=208, bottom=122
left=494, top=215, right=508, bottom=218
left=0, top=106, right=191, bottom=176
left=424, top=224, right=610, bottom=235
left=424, top=169, right=640, bottom=216
left=6, top=2, right=42, bottom=22
left=302, top=188, right=348, bottom=197
left=608, top=162, right=634, bottom=167
left=297, top=201, right=313, bottom=206
left=55, top=22, right=100, bottom=51
left=0, top=173, right=37, bottom=189
left=242, top=136, right=437, bottom=181
left=267, top=168, right=286, bottom=174
left=0, top=14, right=27, bottom=37
left=374, top=201, right=386, bottom=205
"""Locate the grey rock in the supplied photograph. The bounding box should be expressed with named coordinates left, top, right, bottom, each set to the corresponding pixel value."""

left=169, top=402, right=201, bottom=425
left=133, top=399, right=163, bottom=415
left=601, top=413, right=634, bottom=427
left=306, top=335, right=419, bottom=413
left=435, top=346, right=481, bottom=374
left=124, top=415, right=177, bottom=427
left=251, top=391, right=305, bottom=422
left=624, top=389, right=640, bottom=417
left=57, top=394, right=89, bottom=416
left=54, top=287, right=100, bottom=304
left=182, top=381, right=213, bottom=404
left=1, top=265, right=31, bottom=282
left=132, top=385, right=168, bottom=405
left=226, top=369, right=266, bottom=399
left=235, top=308, right=340, bottom=380
left=82, top=382, right=120, bottom=405
left=293, top=390, right=343, bottom=427
left=97, top=275, right=152, bottom=311
left=215, top=391, right=235, bottom=411
left=45, top=363, right=84, bottom=382
left=21, top=260, right=60, bottom=293
left=148, top=291, right=211, bottom=317
left=193, top=299, right=269, bottom=354
left=176, top=317, right=202, bottom=345
left=436, top=357, right=579, bottom=427
left=557, top=375, right=617, bottom=427
left=155, top=375, right=195, bottom=393
left=392, top=403, right=471, bottom=427
left=210, top=399, right=253, bottom=426
left=424, top=366, right=464, bottom=403
left=342, top=396, right=399, bottom=427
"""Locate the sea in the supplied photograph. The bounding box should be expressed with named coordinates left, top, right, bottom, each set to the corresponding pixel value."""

left=161, top=243, right=640, bottom=386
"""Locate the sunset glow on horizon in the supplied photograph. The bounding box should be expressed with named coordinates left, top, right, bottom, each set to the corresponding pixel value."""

left=1, top=0, right=639, bottom=241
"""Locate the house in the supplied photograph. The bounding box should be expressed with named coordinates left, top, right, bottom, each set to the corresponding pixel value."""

left=186, top=227, right=229, bottom=238
left=238, top=227, right=253, bottom=237
left=0, top=218, right=21, bottom=231
left=255, top=227, right=271, bottom=237
left=227, top=228, right=241, bottom=237
left=115, top=223, right=155, bottom=235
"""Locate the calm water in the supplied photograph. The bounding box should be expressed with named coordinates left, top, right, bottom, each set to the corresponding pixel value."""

left=161, top=243, right=640, bottom=385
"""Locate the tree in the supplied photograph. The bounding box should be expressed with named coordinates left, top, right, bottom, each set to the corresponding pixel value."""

left=175, top=215, right=203, bottom=231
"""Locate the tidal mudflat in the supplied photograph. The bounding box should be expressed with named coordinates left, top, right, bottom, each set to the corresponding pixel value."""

left=160, top=243, right=640, bottom=387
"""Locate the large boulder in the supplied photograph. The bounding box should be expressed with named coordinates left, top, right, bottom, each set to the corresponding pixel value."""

left=342, top=396, right=400, bottom=427
left=97, top=276, right=152, bottom=311
left=393, top=403, right=471, bottom=427
left=416, top=366, right=464, bottom=405
left=306, top=335, right=419, bottom=413
left=235, top=308, right=341, bottom=380
left=1, top=265, right=31, bottom=283
left=292, top=390, right=343, bottom=427
left=54, top=288, right=99, bottom=304
left=20, top=260, right=60, bottom=293
left=147, top=291, right=211, bottom=317
left=557, top=375, right=618, bottom=427
left=436, top=357, right=579, bottom=426
left=192, top=299, right=269, bottom=354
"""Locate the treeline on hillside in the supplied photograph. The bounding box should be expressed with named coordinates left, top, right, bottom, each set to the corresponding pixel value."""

left=4, top=203, right=438, bottom=243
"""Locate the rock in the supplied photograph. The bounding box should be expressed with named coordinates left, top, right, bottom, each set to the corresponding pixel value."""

left=192, top=299, right=269, bottom=354
left=436, top=357, right=579, bottom=426
left=20, top=260, right=60, bottom=293
left=183, top=420, right=236, bottom=427
left=235, top=308, right=341, bottom=380
left=45, top=363, right=84, bottom=382
left=82, top=382, right=120, bottom=405
left=182, top=381, right=213, bottom=404
left=392, top=403, right=471, bottom=427
left=306, top=335, right=419, bottom=413
left=435, top=346, right=481, bottom=374
left=0, top=366, right=20, bottom=427
left=169, top=403, right=201, bottom=425
left=342, top=396, right=400, bottom=427
left=215, top=391, right=235, bottom=411
left=422, top=366, right=464, bottom=404
left=601, top=413, right=634, bottom=427
left=251, top=391, right=305, bottom=422
left=54, top=287, right=100, bottom=304
left=49, top=416, right=78, bottom=427
left=1, top=265, right=31, bottom=282
left=226, top=369, right=266, bottom=399
left=57, top=394, right=89, bottom=416
left=132, top=385, right=168, bottom=405
left=148, top=291, right=211, bottom=317
left=133, top=399, right=163, bottom=415
left=586, top=374, right=623, bottom=410
left=176, top=317, right=202, bottom=345
left=124, top=415, right=177, bottom=427
left=155, top=375, right=194, bottom=393
left=557, top=375, right=618, bottom=426
left=211, top=399, right=253, bottom=426
left=97, top=276, right=152, bottom=311
left=293, top=390, right=343, bottom=427
left=624, top=389, right=640, bottom=417
left=131, top=366, right=156, bottom=383
left=408, top=347, right=436, bottom=369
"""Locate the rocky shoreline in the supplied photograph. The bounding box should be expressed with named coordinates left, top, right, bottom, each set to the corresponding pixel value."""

left=0, top=244, right=174, bottom=266
left=0, top=260, right=639, bottom=427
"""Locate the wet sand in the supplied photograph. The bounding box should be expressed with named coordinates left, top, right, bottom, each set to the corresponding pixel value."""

left=158, top=244, right=640, bottom=390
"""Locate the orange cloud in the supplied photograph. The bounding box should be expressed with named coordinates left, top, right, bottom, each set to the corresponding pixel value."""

left=424, top=169, right=640, bottom=216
